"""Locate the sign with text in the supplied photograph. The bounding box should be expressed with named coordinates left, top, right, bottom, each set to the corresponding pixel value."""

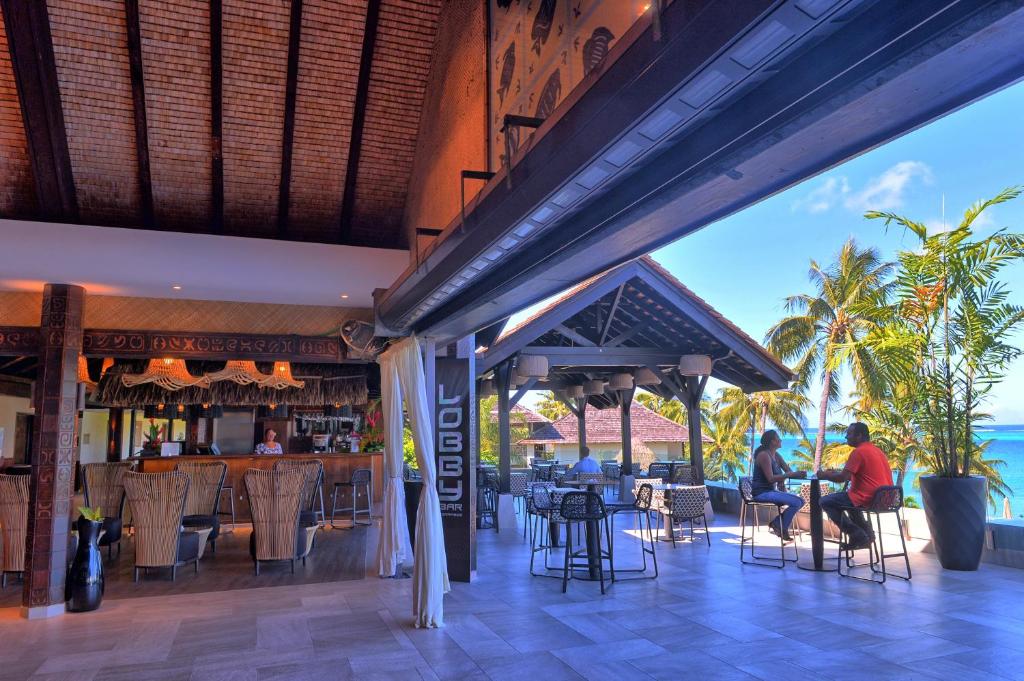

left=435, top=356, right=475, bottom=582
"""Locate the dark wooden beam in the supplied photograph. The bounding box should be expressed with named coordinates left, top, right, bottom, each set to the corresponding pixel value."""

left=509, top=377, right=537, bottom=408
left=82, top=329, right=345, bottom=362
left=123, top=0, right=155, bottom=229
left=0, top=356, right=28, bottom=371
left=276, top=0, right=303, bottom=239
left=0, top=327, right=41, bottom=355
left=1, top=0, right=77, bottom=221
left=210, top=0, right=224, bottom=232
left=524, top=346, right=686, bottom=366
left=599, top=284, right=625, bottom=346
left=554, top=393, right=580, bottom=418
left=338, top=0, right=382, bottom=245
left=554, top=324, right=596, bottom=347
left=619, top=386, right=635, bottom=474
left=604, top=322, right=648, bottom=348
left=495, top=361, right=512, bottom=493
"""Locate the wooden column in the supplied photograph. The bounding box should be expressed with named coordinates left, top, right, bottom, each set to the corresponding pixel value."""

left=495, top=362, right=512, bottom=494
left=575, top=396, right=588, bottom=459
left=682, top=375, right=708, bottom=483
left=105, top=408, right=124, bottom=462
left=23, top=284, right=85, bottom=618
left=618, top=387, right=635, bottom=472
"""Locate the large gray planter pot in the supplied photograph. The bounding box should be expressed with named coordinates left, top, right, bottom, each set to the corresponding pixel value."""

left=920, top=475, right=987, bottom=571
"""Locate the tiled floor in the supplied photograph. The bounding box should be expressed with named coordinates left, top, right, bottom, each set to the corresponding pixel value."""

left=2, top=511, right=1024, bottom=680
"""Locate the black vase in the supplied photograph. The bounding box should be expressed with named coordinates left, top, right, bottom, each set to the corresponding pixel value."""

left=66, top=516, right=104, bottom=612
left=920, top=475, right=988, bottom=571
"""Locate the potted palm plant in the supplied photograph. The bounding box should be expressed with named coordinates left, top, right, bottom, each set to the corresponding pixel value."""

left=864, top=187, right=1024, bottom=570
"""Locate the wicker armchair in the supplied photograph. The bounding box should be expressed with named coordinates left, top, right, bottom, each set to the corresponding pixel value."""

left=273, top=459, right=324, bottom=527
left=660, top=485, right=710, bottom=546
left=123, top=471, right=202, bottom=581
left=0, top=474, right=29, bottom=587
left=82, top=461, right=134, bottom=559
left=246, top=468, right=318, bottom=575
left=175, top=461, right=228, bottom=552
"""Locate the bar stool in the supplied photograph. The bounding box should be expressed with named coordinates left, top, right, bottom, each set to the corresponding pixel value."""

left=607, top=482, right=658, bottom=580
left=217, top=485, right=236, bottom=533
left=558, top=491, right=611, bottom=594
left=838, top=485, right=912, bottom=583
left=331, top=468, right=372, bottom=528
left=476, top=468, right=499, bottom=531
left=738, top=477, right=798, bottom=568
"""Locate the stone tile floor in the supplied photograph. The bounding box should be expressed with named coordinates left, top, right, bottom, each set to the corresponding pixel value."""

left=2, top=512, right=1024, bottom=680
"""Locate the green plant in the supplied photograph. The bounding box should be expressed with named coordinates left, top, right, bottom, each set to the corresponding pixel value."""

left=636, top=392, right=687, bottom=424
left=78, top=506, right=103, bottom=522
left=765, top=239, right=893, bottom=469
left=714, top=387, right=810, bottom=460
left=863, top=187, right=1024, bottom=481
left=700, top=406, right=748, bottom=483
left=478, top=395, right=530, bottom=466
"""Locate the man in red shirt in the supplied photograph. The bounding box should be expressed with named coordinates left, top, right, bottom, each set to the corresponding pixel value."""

left=817, top=422, right=893, bottom=550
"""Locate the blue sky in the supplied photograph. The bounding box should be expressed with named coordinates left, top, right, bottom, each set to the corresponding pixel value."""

left=513, top=80, right=1024, bottom=424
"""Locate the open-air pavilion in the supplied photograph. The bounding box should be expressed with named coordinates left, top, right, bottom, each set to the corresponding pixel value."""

left=476, top=256, right=793, bottom=492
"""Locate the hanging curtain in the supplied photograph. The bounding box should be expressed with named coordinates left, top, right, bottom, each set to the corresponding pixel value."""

left=387, top=335, right=449, bottom=627
left=375, top=348, right=411, bottom=578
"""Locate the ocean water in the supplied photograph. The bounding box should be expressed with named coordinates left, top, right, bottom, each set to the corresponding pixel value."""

left=769, top=425, right=1024, bottom=519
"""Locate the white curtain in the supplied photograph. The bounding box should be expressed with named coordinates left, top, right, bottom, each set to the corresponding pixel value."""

left=375, top=350, right=411, bottom=577
left=380, top=335, right=450, bottom=627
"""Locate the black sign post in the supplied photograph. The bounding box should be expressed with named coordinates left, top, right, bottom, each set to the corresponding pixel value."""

left=435, top=354, right=476, bottom=582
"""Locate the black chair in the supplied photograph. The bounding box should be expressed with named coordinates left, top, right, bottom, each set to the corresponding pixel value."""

left=648, top=463, right=670, bottom=479
left=738, top=477, right=799, bottom=568
left=558, top=491, right=612, bottom=594
left=528, top=485, right=559, bottom=577
left=838, top=485, right=912, bottom=583
left=331, top=468, right=372, bottom=528
left=606, top=482, right=658, bottom=580
left=476, top=468, right=499, bottom=531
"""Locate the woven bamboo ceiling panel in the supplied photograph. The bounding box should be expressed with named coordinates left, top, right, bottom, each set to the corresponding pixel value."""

left=0, top=0, right=444, bottom=249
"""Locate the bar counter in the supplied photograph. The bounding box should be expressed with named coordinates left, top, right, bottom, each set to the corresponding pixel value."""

left=133, top=452, right=384, bottom=522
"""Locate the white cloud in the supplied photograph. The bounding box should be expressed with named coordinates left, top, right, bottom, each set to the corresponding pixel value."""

left=791, top=161, right=933, bottom=215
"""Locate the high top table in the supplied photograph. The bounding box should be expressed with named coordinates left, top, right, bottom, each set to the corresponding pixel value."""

left=797, top=476, right=837, bottom=572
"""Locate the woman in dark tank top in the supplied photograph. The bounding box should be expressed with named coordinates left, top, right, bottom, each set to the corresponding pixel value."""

left=751, top=430, right=806, bottom=541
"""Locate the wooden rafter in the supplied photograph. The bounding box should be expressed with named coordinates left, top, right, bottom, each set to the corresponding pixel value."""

left=124, top=0, right=154, bottom=229
left=1, top=0, right=77, bottom=221
left=276, top=0, right=304, bottom=239
left=338, top=0, right=382, bottom=245
left=599, top=284, right=625, bottom=345
left=210, top=0, right=224, bottom=232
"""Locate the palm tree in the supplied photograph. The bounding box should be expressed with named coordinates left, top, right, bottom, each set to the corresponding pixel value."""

left=635, top=392, right=687, bottom=424
left=716, top=387, right=810, bottom=466
left=765, top=239, right=893, bottom=469
left=701, top=410, right=748, bottom=483
left=534, top=391, right=570, bottom=421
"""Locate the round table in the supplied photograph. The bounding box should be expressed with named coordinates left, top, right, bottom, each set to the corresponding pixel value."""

left=797, top=477, right=838, bottom=572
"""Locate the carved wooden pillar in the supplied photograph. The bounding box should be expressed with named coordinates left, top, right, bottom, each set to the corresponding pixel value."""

left=22, top=284, right=85, bottom=618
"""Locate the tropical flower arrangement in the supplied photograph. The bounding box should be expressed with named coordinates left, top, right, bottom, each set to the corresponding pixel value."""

left=360, top=400, right=385, bottom=452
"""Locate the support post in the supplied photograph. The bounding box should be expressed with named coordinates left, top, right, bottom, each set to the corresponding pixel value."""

left=105, top=408, right=124, bottom=462
left=495, top=361, right=512, bottom=494
left=682, top=375, right=708, bottom=483
left=22, top=284, right=85, bottom=618
left=618, top=387, right=635, bottom=472
left=575, top=396, right=588, bottom=459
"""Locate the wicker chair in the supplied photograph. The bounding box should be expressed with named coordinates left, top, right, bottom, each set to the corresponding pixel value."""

left=175, top=461, right=227, bottom=552
left=0, top=474, right=29, bottom=587
left=738, top=477, right=798, bottom=568
left=671, top=464, right=695, bottom=485
left=509, top=472, right=529, bottom=517
left=123, top=471, right=202, bottom=581
left=660, top=485, right=710, bottom=546
left=648, top=463, right=670, bottom=479
left=245, top=468, right=317, bottom=575
left=273, top=459, right=325, bottom=527
left=82, top=461, right=134, bottom=559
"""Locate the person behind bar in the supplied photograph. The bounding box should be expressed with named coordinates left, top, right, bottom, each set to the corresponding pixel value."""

left=255, top=428, right=283, bottom=455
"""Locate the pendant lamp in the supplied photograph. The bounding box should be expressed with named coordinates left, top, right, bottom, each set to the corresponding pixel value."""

left=517, top=354, right=548, bottom=378
left=206, top=360, right=269, bottom=385
left=608, top=373, right=634, bottom=390
left=122, top=358, right=211, bottom=390
left=678, top=354, right=713, bottom=376
left=259, top=361, right=305, bottom=389
left=583, top=379, right=606, bottom=395
left=565, top=385, right=584, bottom=399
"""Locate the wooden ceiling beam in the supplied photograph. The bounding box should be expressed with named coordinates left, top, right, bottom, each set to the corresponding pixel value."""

left=276, top=0, right=304, bottom=239
left=124, top=0, right=155, bottom=229
left=210, top=0, right=224, bottom=232
left=338, top=0, right=382, bottom=245
left=0, top=0, right=78, bottom=221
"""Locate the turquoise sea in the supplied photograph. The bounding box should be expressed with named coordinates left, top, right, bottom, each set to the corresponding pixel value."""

left=771, top=425, right=1024, bottom=519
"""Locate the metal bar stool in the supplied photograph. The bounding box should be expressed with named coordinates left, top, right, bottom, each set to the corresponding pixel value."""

left=559, top=491, right=612, bottom=594
left=738, top=477, right=799, bottom=568
left=606, top=482, right=658, bottom=580
left=331, top=468, right=372, bottom=528
left=217, top=485, right=236, bottom=533
left=838, top=485, right=912, bottom=583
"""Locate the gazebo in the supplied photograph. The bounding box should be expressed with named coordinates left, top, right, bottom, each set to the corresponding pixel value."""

left=477, top=256, right=793, bottom=491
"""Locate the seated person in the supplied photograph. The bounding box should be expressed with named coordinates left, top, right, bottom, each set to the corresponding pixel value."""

left=751, top=430, right=806, bottom=540
left=817, top=422, right=893, bottom=550
left=567, top=446, right=602, bottom=477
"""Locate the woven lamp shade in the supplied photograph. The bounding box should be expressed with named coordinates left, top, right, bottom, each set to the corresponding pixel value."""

left=517, top=354, right=548, bottom=378
left=100, top=357, right=115, bottom=377
left=608, top=373, right=634, bottom=390
left=565, top=385, right=584, bottom=399
left=678, top=354, right=713, bottom=376
left=259, top=361, right=305, bottom=389
left=583, top=379, right=606, bottom=395
left=207, top=360, right=269, bottom=385
left=633, top=367, right=662, bottom=385
left=123, top=358, right=211, bottom=391
left=479, top=379, right=496, bottom=397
